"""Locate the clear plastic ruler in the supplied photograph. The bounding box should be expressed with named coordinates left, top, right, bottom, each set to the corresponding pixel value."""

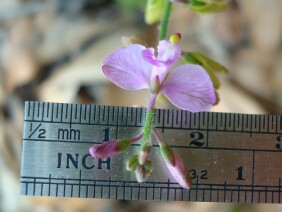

left=20, top=101, right=282, bottom=203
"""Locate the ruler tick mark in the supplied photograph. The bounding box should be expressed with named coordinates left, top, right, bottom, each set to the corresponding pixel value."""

left=56, top=183, right=58, bottom=197
left=46, top=103, right=50, bottom=118
left=63, top=179, right=66, bottom=197
left=32, top=102, right=35, bottom=121
left=33, top=178, right=36, bottom=195
left=74, top=104, right=78, bottom=120
left=84, top=105, right=87, bottom=121
left=79, top=104, right=82, bottom=123
left=48, top=174, right=51, bottom=196
left=37, top=102, right=40, bottom=118
left=65, top=104, right=68, bottom=120
left=279, top=178, right=281, bottom=203
left=27, top=102, right=31, bottom=117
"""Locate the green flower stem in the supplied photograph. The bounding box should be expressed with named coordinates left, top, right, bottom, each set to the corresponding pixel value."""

left=142, top=109, right=155, bottom=147
left=159, top=0, right=172, bottom=40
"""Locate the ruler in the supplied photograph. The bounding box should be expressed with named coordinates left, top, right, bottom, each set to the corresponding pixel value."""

left=20, top=101, right=282, bottom=203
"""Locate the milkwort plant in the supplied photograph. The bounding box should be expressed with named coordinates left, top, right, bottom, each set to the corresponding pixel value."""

left=89, top=0, right=229, bottom=189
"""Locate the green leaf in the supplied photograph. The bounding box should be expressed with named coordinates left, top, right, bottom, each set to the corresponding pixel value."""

left=191, top=52, right=228, bottom=73
left=181, top=52, right=228, bottom=89
left=189, top=0, right=228, bottom=14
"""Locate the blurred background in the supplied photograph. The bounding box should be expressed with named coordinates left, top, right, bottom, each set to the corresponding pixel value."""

left=0, top=0, right=281, bottom=211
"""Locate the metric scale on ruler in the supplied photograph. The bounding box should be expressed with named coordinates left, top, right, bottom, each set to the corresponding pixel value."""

left=20, top=101, right=282, bottom=203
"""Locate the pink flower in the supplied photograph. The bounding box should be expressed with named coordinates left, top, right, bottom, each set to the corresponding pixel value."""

left=152, top=128, right=191, bottom=189
left=89, top=134, right=143, bottom=159
left=102, top=34, right=216, bottom=112
left=164, top=151, right=192, bottom=189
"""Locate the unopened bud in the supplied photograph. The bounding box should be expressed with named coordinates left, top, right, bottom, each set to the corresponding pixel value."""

left=159, top=142, right=175, bottom=166
left=138, top=145, right=151, bottom=165
left=152, top=128, right=191, bottom=189
left=89, top=134, right=143, bottom=159
left=145, top=0, right=165, bottom=25
left=89, top=139, right=129, bottom=159
left=126, top=155, right=139, bottom=171
left=135, top=161, right=152, bottom=183
left=165, top=152, right=192, bottom=189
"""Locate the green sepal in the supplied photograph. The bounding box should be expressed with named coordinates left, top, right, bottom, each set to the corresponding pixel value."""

left=181, top=52, right=228, bottom=89
left=189, top=0, right=228, bottom=14
left=135, top=162, right=152, bottom=182
left=144, top=160, right=152, bottom=170
left=145, top=0, right=165, bottom=25
left=126, top=155, right=139, bottom=171
left=118, top=138, right=130, bottom=151
left=160, top=143, right=175, bottom=166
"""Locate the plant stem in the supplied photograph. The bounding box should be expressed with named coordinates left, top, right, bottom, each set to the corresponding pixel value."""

left=159, top=0, right=172, bottom=40
left=142, top=109, right=155, bottom=147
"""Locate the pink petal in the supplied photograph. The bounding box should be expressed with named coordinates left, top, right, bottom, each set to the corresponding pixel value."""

left=142, top=48, right=162, bottom=66
left=157, top=40, right=181, bottom=68
left=102, top=44, right=153, bottom=90
left=89, top=140, right=120, bottom=159
left=142, top=47, right=169, bottom=87
left=160, top=64, right=216, bottom=112
left=166, top=153, right=191, bottom=189
left=89, top=134, right=143, bottom=159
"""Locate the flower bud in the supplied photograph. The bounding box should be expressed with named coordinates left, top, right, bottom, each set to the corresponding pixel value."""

left=126, top=155, right=139, bottom=171
left=139, top=145, right=151, bottom=165
left=152, top=128, right=191, bottom=189
left=145, top=0, right=165, bottom=25
left=159, top=142, right=175, bottom=166
left=89, top=134, right=143, bottom=159
left=89, top=138, right=130, bottom=159
left=135, top=160, right=152, bottom=183
left=165, top=152, right=192, bottom=189
left=160, top=145, right=192, bottom=189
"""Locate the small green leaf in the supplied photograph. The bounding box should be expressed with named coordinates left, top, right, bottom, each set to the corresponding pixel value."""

left=189, top=0, right=228, bottom=14
left=181, top=52, right=228, bottom=89
left=145, top=0, right=165, bottom=25
left=184, top=52, right=228, bottom=73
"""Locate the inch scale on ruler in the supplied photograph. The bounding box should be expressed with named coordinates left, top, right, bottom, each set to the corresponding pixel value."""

left=20, top=101, right=282, bottom=203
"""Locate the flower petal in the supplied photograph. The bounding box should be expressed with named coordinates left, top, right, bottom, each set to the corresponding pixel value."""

left=89, top=140, right=121, bottom=159
left=142, top=47, right=160, bottom=66
left=160, top=64, right=216, bottom=112
left=152, top=128, right=191, bottom=189
left=102, top=44, right=153, bottom=90
left=157, top=40, right=181, bottom=68
left=89, top=134, right=143, bottom=159
left=166, top=153, right=191, bottom=189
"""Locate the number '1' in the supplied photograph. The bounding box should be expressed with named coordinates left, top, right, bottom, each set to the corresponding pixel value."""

left=235, top=166, right=245, bottom=180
